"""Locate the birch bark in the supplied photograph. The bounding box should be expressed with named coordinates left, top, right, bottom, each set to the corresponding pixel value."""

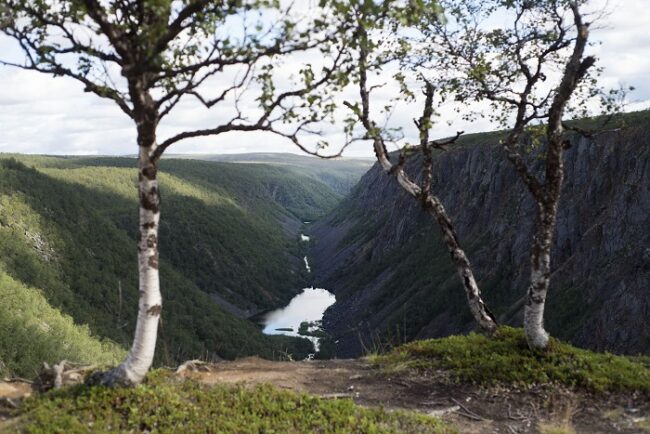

left=102, top=85, right=163, bottom=384
left=523, top=208, right=557, bottom=349
left=100, top=145, right=162, bottom=385
left=425, top=197, right=498, bottom=333
left=372, top=139, right=498, bottom=333
left=520, top=4, right=591, bottom=350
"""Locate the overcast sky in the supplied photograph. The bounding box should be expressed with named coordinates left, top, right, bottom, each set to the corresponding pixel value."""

left=0, top=0, right=648, bottom=158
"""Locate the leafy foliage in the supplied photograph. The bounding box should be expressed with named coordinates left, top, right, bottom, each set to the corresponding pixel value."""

left=370, top=327, right=650, bottom=393
left=16, top=371, right=453, bottom=434
left=0, top=0, right=355, bottom=158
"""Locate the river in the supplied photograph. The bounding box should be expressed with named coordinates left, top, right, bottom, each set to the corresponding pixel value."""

left=259, top=233, right=335, bottom=351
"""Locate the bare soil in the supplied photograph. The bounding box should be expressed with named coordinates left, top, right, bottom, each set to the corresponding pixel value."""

left=2, top=357, right=649, bottom=433
left=180, top=357, right=650, bottom=434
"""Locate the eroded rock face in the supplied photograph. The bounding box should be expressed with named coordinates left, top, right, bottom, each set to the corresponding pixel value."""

left=310, top=127, right=650, bottom=357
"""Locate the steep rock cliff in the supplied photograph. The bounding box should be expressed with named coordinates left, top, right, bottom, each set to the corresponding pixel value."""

left=310, top=125, right=650, bottom=357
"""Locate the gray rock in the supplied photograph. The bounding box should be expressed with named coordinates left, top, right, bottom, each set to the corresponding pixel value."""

left=310, top=126, right=650, bottom=357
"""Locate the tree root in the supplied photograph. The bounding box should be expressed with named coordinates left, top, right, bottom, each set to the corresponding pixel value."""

left=175, top=360, right=213, bottom=376
left=38, top=361, right=97, bottom=391
left=85, top=365, right=136, bottom=388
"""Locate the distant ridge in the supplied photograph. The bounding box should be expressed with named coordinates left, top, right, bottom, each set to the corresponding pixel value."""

left=166, top=152, right=373, bottom=163
left=166, top=152, right=373, bottom=196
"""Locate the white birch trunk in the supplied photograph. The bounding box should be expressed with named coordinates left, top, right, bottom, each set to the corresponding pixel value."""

left=523, top=210, right=555, bottom=350
left=524, top=264, right=550, bottom=349
left=426, top=200, right=498, bottom=333
left=102, top=146, right=162, bottom=386
left=520, top=5, right=591, bottom=350
left=373, top=139, right=497, bottom=333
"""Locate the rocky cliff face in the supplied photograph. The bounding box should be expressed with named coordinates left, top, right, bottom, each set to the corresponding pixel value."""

left=309, top=125, right=650, bottom=358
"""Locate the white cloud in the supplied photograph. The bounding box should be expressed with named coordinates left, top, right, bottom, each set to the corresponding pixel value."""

left=0, top=2, right=648, bottom=158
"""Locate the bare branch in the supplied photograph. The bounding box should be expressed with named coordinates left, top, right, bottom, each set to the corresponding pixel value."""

left=153, top=42, right=349, bottom=160
left=150, top=0, right=213, bottom=57
left=81, top=0, right=130, bottom=60
left=429, top=131, right=464, bottom=149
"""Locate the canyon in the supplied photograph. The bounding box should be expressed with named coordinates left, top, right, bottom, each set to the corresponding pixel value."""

left=310, top=121, right=650, bottom=357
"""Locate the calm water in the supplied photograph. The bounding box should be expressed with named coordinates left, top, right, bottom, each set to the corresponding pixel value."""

left=261, top=287, right=335, bottom=337
left=260, top=233, right=335, bottom=350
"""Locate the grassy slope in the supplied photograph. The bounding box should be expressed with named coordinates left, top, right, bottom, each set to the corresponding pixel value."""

left=370, top=327, right=650, bottom=394
left=14, top=371, right=451, bottom=434
left=0, top=155, right=341, bottom=376
left=0, top=272, right=125, bottom=378
left=34, top=158, right=331, bottom=309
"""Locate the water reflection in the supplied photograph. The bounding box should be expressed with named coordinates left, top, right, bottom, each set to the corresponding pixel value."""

left=261, top=231, right=335, bottom=352
left=261, top=287, right=335, bottom=337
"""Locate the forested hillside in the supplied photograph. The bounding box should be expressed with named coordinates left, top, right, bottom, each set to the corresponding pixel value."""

left=0, top=155, right=353, bottom=377
left=310, top=112, right=650, bottom=358
left=174, top=153, right=373, bottom=196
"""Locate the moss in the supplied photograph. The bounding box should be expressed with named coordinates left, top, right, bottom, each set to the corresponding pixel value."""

left=370, top=327, right=650, bottom=393
left=15, top=371, right=453, bottom=434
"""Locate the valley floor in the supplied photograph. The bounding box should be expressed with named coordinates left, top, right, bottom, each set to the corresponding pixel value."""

left=2, top=357, right=648, bottom=433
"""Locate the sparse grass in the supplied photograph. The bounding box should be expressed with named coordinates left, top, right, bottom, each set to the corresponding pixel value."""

left=603, top=407, right=625, bottom=420
left=368, top=327, right=650, bottom=393
left=538, top=401, right=576, bottom=434
left=538, top=422, right=576, bottom=434
left=14, top=370, right=454, bottom=434
left=603, top=408, right=650, bottom=434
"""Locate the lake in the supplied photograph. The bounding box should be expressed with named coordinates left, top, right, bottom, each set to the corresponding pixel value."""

left=261, top=287, right=335, bottom=340
left=260, top=233, right=335, bottom=351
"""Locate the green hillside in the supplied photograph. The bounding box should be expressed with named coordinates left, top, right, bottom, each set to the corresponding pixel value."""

left=15, top=373, right=449, bottom=434
left=0, top=272, right=125, bottom=378
left=171, top=152, right=373, bottom=196
left=0, top=155, right=342, bottom=376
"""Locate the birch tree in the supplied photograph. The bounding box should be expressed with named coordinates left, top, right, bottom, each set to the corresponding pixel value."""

left=0, top=0, right=348, bottom=385
left=332, top=1, right=498, bottom=334
left=419, top=0, right=619, bottom=349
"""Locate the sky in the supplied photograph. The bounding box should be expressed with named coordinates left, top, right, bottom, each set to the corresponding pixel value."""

left=0, top=0, right=648, bottom=158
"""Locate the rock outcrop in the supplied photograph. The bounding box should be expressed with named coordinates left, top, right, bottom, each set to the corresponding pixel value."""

left=310, top=125, right=650, bottom=357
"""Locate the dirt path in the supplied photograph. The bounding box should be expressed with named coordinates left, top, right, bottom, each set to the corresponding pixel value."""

left=0, top=380, right=33, bottom=432
left=2, top=357, right=648, bottom=433
left=181, top=358, right=432, bottom=408
left=181, top=357, right=649, bottom=434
